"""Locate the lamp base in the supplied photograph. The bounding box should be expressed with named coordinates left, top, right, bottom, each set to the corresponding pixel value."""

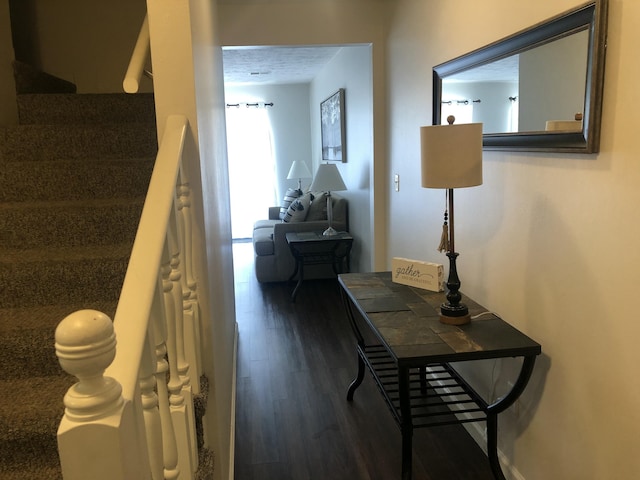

left=439, top=313, right=471, bottom=325
left=323, top=226, right=339, bottom=236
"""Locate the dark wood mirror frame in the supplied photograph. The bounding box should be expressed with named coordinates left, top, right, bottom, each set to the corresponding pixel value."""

left=432, top=0, right=608, bottom=153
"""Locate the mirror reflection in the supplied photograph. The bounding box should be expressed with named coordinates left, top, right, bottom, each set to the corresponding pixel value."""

left=441, top=29, right=589, bottom=134
left=432, top=0, right=608, bottom=153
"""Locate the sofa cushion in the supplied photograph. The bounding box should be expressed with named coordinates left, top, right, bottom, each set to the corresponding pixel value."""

left=253, top=227, right=275, bottom=256
left=279, top=188, right=302, bottom=220
left=282, top=192, right=312, bottom=223
left=306, top=192, right=328, bottom=221
left=254, top=219, right=280, bottom=230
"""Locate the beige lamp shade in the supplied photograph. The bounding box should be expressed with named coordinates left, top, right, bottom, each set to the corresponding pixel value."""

left=310, top=163, right=347, bottom=192
left=421, top=122, right=483, bottom=189
left=286, top=161, right=312, bottom=180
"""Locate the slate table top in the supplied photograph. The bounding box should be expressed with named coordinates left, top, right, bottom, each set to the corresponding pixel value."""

left=338, top=272, right=541, bottom=366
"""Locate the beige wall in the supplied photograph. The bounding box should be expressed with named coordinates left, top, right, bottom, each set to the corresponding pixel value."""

left=0, top=0, right=17, bottom=124
left=147, top=0, right=235, bottom=478
left=387, top=0, right=639, bottom=478
left=218, top=0, right=391, bottom=271
left=310, top=46, right=374, bottom=273
left=9, top=0, right=150, bottom=93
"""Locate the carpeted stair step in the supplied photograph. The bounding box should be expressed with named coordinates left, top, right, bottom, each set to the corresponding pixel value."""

left=0, top=88, right=171, bottom=478
left=0, top=244, right=132, bottom=309
left=17, top=93, right=156, bottom=125
left=0, top=123, right=158, bottom=162
left=0, top=375, right=72, bottom=480
left=0, top=157, right=154, bottom=203
left=0, top=198, right=144, bottom=250
left=0, top=302, right=117, bottom=378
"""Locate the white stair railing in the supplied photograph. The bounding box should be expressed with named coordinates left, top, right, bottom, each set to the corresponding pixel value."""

left=55, top=115, right=204, bottom=480
left=123, top=14, right=150, bottom=93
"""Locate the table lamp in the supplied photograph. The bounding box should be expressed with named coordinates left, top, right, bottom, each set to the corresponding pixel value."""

left=421, top=116, right=483, bottom=325
left=287, top=160, right=312, bottom=194
left=310, top=163, right=347, bottom=236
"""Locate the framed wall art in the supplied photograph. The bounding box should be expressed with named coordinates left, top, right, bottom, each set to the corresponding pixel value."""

left=320, top=89, right=346, bottom=162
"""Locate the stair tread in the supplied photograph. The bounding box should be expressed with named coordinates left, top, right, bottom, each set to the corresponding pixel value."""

left=17, top=92, right=155, bottom=125
left=0, top=375, right=73, bottom=419
left=0, top=302, right=117, bottom=333
left=0, top=242, right=134, bottom=263
left=0, top=195, right=145, bottom=209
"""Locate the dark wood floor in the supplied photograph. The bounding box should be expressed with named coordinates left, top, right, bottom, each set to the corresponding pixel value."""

left=232, top=241, right=495, bottom=480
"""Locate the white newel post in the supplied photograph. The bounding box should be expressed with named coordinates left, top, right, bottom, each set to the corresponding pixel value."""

left=55, top=310, right=150, bottom=480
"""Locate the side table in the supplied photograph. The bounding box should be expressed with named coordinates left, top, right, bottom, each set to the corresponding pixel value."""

left=339, top=272, right=542, bottom=480
left=285, top=231, right=353, bottom=302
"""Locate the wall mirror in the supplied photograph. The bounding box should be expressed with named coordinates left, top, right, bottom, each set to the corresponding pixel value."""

left=432, top=0, right=608, bottom=153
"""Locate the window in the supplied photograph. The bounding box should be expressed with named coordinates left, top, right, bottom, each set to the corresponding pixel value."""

left=225, top=106, right=277, bottom=240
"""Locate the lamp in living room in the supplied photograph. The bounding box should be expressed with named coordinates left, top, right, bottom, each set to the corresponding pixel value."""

left=421, top=116, right=482, bottom=325
left=286, top=161, right=312, bottom=193
left=310, top=163, right=347, bottom=236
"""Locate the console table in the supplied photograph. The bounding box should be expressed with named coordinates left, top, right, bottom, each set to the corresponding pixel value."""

left=338, top=272, right=541, bottom=480
left=286, top=231, right=353, bottom=302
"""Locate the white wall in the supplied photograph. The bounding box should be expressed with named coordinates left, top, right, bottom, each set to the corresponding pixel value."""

left=310, top=46, right=374, bottom=273
left=224, top=83, right=313, bottom=201
left=520, top=30, right=588, bottom=131
left=387, top=0, right=640, bottom=478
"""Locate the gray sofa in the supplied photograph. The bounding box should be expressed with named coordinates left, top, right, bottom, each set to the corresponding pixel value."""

left=252, top=192, right=348, bottom=283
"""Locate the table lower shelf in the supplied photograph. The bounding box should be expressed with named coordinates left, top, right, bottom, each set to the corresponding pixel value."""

left=359, top=344, right=488, bottom=429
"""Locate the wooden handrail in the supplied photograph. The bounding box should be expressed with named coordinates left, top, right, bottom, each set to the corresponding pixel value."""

left=123, top=14, right=150, bottom=93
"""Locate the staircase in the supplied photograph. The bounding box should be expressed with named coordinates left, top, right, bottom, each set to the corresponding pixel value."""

left=0, top=85, right=157, bottom=478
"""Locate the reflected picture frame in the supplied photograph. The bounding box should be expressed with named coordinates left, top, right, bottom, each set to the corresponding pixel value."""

left=321, top=89, right=346, bottom=162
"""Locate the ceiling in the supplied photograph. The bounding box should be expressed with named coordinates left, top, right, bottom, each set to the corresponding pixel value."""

left=222, top=46, right=343, bottom=86
left=223, top=44, right=518, bottom=87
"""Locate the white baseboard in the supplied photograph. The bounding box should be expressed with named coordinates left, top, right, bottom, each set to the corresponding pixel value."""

left=228, top=321, right=238, bottom=480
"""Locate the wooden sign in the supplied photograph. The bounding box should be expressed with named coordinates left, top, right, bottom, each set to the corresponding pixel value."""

left=391, top=257, right=444, bottom=292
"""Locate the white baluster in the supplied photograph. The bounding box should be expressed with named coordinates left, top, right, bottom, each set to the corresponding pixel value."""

left=162, top=235, right=196, bottom=477
left=177, top=171, right=203, bottom=391
left=139, top=324, right=164, bottom=480
left=55, top=310, right=149, bottom=480
left=169, top=208, right=200, bottom=472
left=153, top=280, right=180, bottom=480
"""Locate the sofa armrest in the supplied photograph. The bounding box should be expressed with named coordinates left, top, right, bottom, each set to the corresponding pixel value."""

left=268, top=206, right=281, bottom=220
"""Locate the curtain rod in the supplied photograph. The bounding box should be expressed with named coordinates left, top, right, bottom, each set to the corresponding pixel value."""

left=225, top=102, right=274, bottom=108
left=441, top=99, right=481, bottom=105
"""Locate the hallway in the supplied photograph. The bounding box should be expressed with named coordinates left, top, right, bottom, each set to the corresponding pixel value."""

left=231, top=241, right=495, bottom=480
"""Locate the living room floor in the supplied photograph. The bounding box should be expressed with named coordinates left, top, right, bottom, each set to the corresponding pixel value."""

left=231, top=240, right=495, bottom=480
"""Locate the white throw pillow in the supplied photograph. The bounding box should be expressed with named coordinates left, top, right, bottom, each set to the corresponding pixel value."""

left=282, top=192, right=312, bottom=223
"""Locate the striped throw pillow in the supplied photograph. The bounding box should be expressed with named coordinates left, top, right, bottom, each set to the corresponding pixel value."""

left=279, top=188, right=302, bottom=220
